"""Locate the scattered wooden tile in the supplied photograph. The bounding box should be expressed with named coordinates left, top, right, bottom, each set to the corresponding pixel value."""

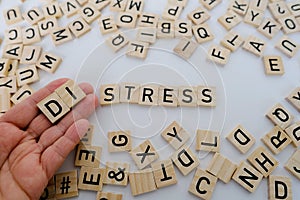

left=173, top=37, right=198, bottom=60
left=108, top=130, right=132, bottom=152
left=78, top=166, right=105, bottom=191
left=40, top=177, right=56, bottom=200
left=126, top=41, right=149, bottom=59
left=188, top=168, right=218, bottom=199
left=226, top=124, right=256, bottom=154
left=0, top=89, right=11, bottom=113
left=75, top=145, right=102, bottom=167
left=263, top=55, right=284, bottom=75
left=136, top=27, right=157, bottom=44
left=188, top=7, right=210, bottom=25
left=55, top=79, right=86, bottom=108
left=244, top=8, right=264, bottom=27
left=247, top=146, right=279, bottom=177
left=161, top=121, right=190, bottom=149
left=126, top=0, right=145, bottom=16
left=151, top=159, right=177, bottom=188
left=42, top=1, right=63, bottom=18
left=261, top=126, right=291, bottom=155
left=220, top=30, right=244, bottom=52
left=55, top=170, right=78, bottom=199
left=168, top=0, right=188, bottom=8
left=91, top=0, right=111, bottom=11
left=156, top=20, right=175, bottom=38
left=266, top=103, right=294, bottom=129
left=257, top=18, right=282, bottom=39
left=2, top=44, right=23, bottom=60
left=98, top=16, right=118, bottom=35
left=162, top=3, right=183, bottom=21
left=278, top=15, right=300, bottom=34
left=218, top=10, right=243, bottom=31
left=242, top=35, right=266, bottom=57
left=174, top=20, right=193, bottom=38
left=249, top=0, right=268, bottom=11
left=23, top=7, right=45, bottom=25
left=268, top=1, right=291, bottom=19
left=229, top=0, right=249, bottom=15
left=275, top=35, right=299, bottom=58
left=158, top=86, right=178, bottom=107
left=207, top=44, right=231, bottom=65
left=51, top=27, right=73, bottom=46
left=119, top=83, right=140, bottom=103
left=4, top=26, right=23, bottom=44
left=22, top=25, right=41, bottom=45
left=130, top=140, right=159, bottom=169
left=137, top=12, right=159, bottom=27
left=3, top=6, right=23, bottom=25
left=37, top=92, right=70, bottom=123
left=197, top=86, right=216, bottom=107
left=285, top=122, right=300, bottom=147
left=20, top=45, right=42, bottom=65
left=7, top=60, right=19, bottom=77
left=178, top=86, right=197, bottom=107
left=79, top=3, right=102, bottom=24
left=36, top=52, right=62, bottom=73
left=38, top=17, right=59, bottom=36
left=104, top=162, right=130, bottom=186
left=196, top=129, right=220, bottom=152
left=99, top=84, right=120, bottom=105
left=206, top=153, right=237, bottom=183
left=129, top=168, right=157, bottom=196
left=110, top=0, right=129, bottom=12
left=232, top=161, right=263, bottom=193
left=60, top=0, right=80, bottom=17
left=69, top=17, right=91, bottom=38
left=80, top=124, right=94, bottom=145
left=171, top=145, right=200, bottom=176
left=106, top=31, right=129, bottom=52
left=0, top=58, right=10, bottom=78
left=269, top=175, right=292, bottom=200
left=16, top=65, right=39, bottom=87
left=116, top=12, right=138, bottom=28
left=199, top=0, right=222, bottom=10
left=96, top=192, right=123, bottom=200
left=192, top=23, right=214, bottom=44
left=0, top=76, right=17, bottom=93
left=287, top=1, right=300, bottom=17
left=284, top=149, right=300, bottom=180
left=286, top=87, right=300, bottom=112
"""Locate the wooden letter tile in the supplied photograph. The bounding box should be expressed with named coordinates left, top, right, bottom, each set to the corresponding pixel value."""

left=199, top=0, right=222, bottom=10
left=156, top=20, right=175, bottom=39
left=106, top=32, right=129, bottom=52
left=197, top=86, right=216, bottom=107
left=91, top=0, right=111, bottom=11
left=247, top=146, right=279, bottom=177
left=275, top=36, right=299, bottom=58
left=226, top=125, right=256, bottom=154
left=151, top=159, right=177, bottom=188
left=207, top=44, right=231, bottom=65
left=96, top=192, right=123, bottom=200
left=2, top=44, right=23, bottom=60
left=126, top=41, right=149, bottom=59
left=16, top=65, right=39, bottom=87
left=286, top=87, right=300, bottom=112
left=188, top=7, right=210, bottom=25
left=99, top=16, right=118, bottom=35
left=78, top=166, right=105, bottom=191
left=196, top=130, right=220, bottom=152
left=116, top=12, right=138, bottom=28
left=130, top=140, right=159, bottom=169
left=158, top=86, right=178, bottom=107
left=285, top=149, right=300, bottom=180
left=22, top=26, right=41, bottom=45
left=38, top=17, right=59, bottom=36
left=80, top=124, right=94, bottom=145
left=288, top=1, right=300, bottom=17
left=7, top=60, right=19, bottom=77
left=11, top=85, right=34, bottom=105
left=20, top=46, right=42, bottom=65
left=285, top=122, right=300, bottom=147
left=4, top=27, right=23, bottom=44
left=119, top=83, right=140, bottom=103
left=104, top=162, right=130, bottom=186
left=206, top=153, right=237, bottom=183
left=229, top=0, right=249, bottom=15
left=23, top=7, right=45, bottom=25
left=51, top=27, right=73, bottom=46
left=138, top=84, right=159, bottom=106
left=175, top=20, right=193, bottom=38
left=42, top=2, right=63, bottom=18
left=249, top=0, right=268, bottom=11
left=161, top=121, right=190, bottom=150
left=263, top=56, right=284, bottom=75
left=173, top=37, right=198, bottom=60
left=188, top=168, right=218, bottom=200
left=232, top=161, right=263, bottom=193
left=244, top=8, right=264, bottom=27
left=171, top=145, right=200, bottom=176
left=99, top=84, right=120, bottom=105
left=261, top=126, right=292, bottom=155
left=242, top=36, right=266, bottom=57
left=37, top=92, right=70, bottom=123
left=137, top=13, right=159, bottom=27
left=136, top=27, right=157, bottom=44
left=126, top=0, right=145, bottom=16
left=218, top=10, right=243, bottom=31
left=69, top=17, right=91, bottom=38
left=0, top=76, right=17, bottom=93
left=108, top=130, right=132, bottom=152
left=162, top=3, right=183, bottom=21
left=110, top=0, right=129, bottom=12
left=192, top=23, right=214, bottom=44
left=0, top=58, right=10, bottom=78
left=266, top=103, right=294, bottom=129
left=129, top=168, right=157, bottom=196
left=36, top=52, right=62, bottom=73
left=79, top=3, right=101, bottom=24
left=59, top=0, right=80, bottom=17
left=220, top=30, right=244, bottom=52
left=55, top=79, right=86, bottom=108
left=55, top=170, right=78, bottom=199
left=257, top=18, right=282, bottom=39
left=178, top=86, right=197, bottom=107
left=269, top=175, right=292, bottom=200
left=268, top=1, right=291, bottom=19
left=4, top=7, right=23, bottom=25
left=75, top=145, right=102, bottom=167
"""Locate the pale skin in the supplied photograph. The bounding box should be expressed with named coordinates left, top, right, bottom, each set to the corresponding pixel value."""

left=0, top=78, right=99, bottom=200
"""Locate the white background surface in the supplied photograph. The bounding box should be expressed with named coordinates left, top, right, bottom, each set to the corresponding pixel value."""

left=0, top=0, right=299, bottom=199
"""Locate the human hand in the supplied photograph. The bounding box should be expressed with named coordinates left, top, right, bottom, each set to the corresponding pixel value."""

left=0, top=78, right=98, bottom=200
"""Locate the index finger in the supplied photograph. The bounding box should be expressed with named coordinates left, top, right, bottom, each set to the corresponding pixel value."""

left=0, top=78, right=70, bottom=129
